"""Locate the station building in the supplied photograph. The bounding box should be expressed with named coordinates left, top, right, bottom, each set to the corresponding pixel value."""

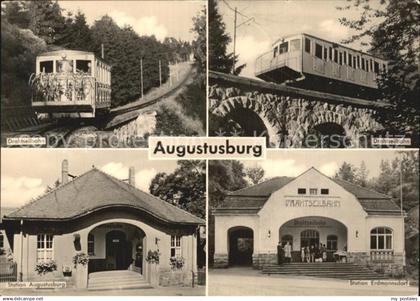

left=2, top=160, right=204, bottom=288
left=213, top=168, right=405, bottom=276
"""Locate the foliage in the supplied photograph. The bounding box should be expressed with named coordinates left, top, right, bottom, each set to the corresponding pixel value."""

left=245, top=166, right=266, bottom=185
left=58, top=10, right=92, bottom=51
left=149, top=161, right=205, bottom=218
left=35, top=260, right=57, bottom=275
left=169, top=256, right=185, bottom=270
left=145, top=250, right=160, bottom=264
left=208, top=0, right=245, bottom=75
left=90, top=16, right=169, bottom=107
left=338, top=0, right=419, bottom=145
left=72, top=252, right=89, bottom=268
left=1, top=18, right=47, bottom=106
left=191, top=5, right=207, bottom=74
left=209, top=160, right=248, bottom=208
left=163, top=37, right=191, bottom=64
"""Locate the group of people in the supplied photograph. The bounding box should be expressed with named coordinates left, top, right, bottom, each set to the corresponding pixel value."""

left=301, top=244, right=328, bottom=263
left=277, top=241, right=330, bottom=264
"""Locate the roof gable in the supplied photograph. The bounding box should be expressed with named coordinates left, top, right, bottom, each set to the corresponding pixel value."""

left=5, top=169, right=203, bottom=225
left=217, top=167, right=400, bottom=215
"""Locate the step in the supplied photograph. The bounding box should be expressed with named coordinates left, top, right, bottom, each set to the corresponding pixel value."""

left=89, top=276, right=146, bottom=285
left=88, top=282, right=152, bottom=291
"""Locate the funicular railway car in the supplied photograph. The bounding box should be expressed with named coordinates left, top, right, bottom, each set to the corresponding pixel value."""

left=30, top=49, right=111, bottom=118
left=255, top=33, right=388, bottom=99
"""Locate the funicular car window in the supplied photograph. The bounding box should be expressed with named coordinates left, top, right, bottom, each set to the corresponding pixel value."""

left=76, top=60, right=92, bottom=75
left=289, top=39, right=300, bottom=51
left=56, top=59, right=74, bottom=73
left=40, top=61, right=53, bottom=73
left=279, top=42, right=288, bottom=54
left=315, top=44, right=323, bottom=59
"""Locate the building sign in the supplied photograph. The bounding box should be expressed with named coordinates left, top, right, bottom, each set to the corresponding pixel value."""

left=285, top=199, right=341, bottom=208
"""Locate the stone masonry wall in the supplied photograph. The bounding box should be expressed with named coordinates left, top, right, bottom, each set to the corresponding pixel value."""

left=209, top=84, right=384, bottom=148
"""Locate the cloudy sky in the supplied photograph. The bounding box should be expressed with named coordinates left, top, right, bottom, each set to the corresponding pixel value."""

left=218, top=0, right=381, bottom=78
left=1, top=149, right=178, bottom=209
left=242, top=149, right=404, bottom=181
left=59, top=0, right=205, bottom=42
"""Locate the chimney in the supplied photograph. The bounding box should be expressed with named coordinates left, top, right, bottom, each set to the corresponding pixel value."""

left=62, top=159, right=69, bottom=185
left=129, top=167, right=135, bottom=187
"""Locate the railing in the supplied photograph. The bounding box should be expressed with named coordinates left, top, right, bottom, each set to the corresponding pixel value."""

left=370, top=250, right=394, bottom=262
left=255, top=51, right=299, bottom=76
left=0, top=261, right=17, bottom=283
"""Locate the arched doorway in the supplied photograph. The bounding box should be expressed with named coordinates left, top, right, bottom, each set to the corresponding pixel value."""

left=105, top=230, right=132, bottom=270
left=305, top=122, right=348, bottom=148
left=279, top=216, right=347, bottom=262
left=87, top=222, right=146, bottom=274
left=228, top=226, right=254, bottom=266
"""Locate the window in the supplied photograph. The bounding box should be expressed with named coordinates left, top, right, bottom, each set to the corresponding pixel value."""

left=324, top=47, right=328, bottom=60
left=374, top=61, right=380, bottom=73
left=0, top=232, right=4, bottom=249
left=309, top=188, right=318, bottom=195
left=289, top=39, right=300, bottom=51
left=382, top=64, right=387, bottom=72
left=304, top=38, right=311, bottom=53
left=361, top=58, right=366, bottom=71
left=370, top=59, right=373, bottom=72
left=353, top=56, right=357, bottom=69
left=333, top=49, right=338, bottom=63
left=273, top=46, right=278, bottom=58
left=327, top=235, right=338, bottom=251
left=88, top=233, right=95, bottom=256
left=357, top=55, right=360, bottom=69
left=279, top=42, right=288, bottom=54
left=370, top=227, right=393, bottom=250
left=315, top=44, right=323, bottom=59
left=339, top=52, right=343, bottom=65
left=348, top=53, right=353, bottom=67
left=297, top=188, right=306, bottom=195
left=76, top=60, right=92, bottom=75
left=343, top=51, right=347, bottom=65
left=37, top=234, right=53, bottom=263
left=320, top=188, right=329, bottom=195
left=56, top=59, right=74, bottom=73
left=40, top=61, right=53, bottom=73
left=170, top=235, right=181, bottom=257
left=329, top=47, right=333, bottom=60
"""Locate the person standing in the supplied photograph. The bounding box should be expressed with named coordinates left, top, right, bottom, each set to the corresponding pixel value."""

left=284, top=241, right=292, bottom=263
left=310, top=245, right=315, bottom=262
left=277, top=241, right=284, bottom=265
left=301, top=247, right=305, bottom=263
left=321, top=244, right=327, bottom=262
left=305, top=246, right=310, bottom=263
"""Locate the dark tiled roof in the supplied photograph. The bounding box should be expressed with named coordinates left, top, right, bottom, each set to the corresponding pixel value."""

left=332, top=178, right=392, bottom=199
left=0, top=208, right=17, bottom=223
left=227, top=177, right=294, bottom=196
left=216, top=170, right=400, bottom=215
left=5, top=169, right=203, bottom=225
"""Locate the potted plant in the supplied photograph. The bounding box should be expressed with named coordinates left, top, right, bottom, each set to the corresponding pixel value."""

left=72, top=252, right=89, bottom=289
left=146, top=250, right=160, bottom=286
left=35, top=260, right=57, bottom=275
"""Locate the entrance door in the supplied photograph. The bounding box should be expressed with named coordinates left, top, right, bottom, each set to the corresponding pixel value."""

left=228, top=227, right=253, bottom=266
left=300, top=229, right=320, bottom=248
left=105, top=230, right=132, bottom=270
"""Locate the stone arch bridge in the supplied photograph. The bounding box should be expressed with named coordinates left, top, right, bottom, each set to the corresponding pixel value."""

left=209, top=71, right=390, bottom=148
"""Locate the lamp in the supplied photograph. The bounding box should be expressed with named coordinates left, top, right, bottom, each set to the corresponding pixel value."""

left=267, top=230, right=271, bottom=238
left=355, top=230, right=359, bottom=238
